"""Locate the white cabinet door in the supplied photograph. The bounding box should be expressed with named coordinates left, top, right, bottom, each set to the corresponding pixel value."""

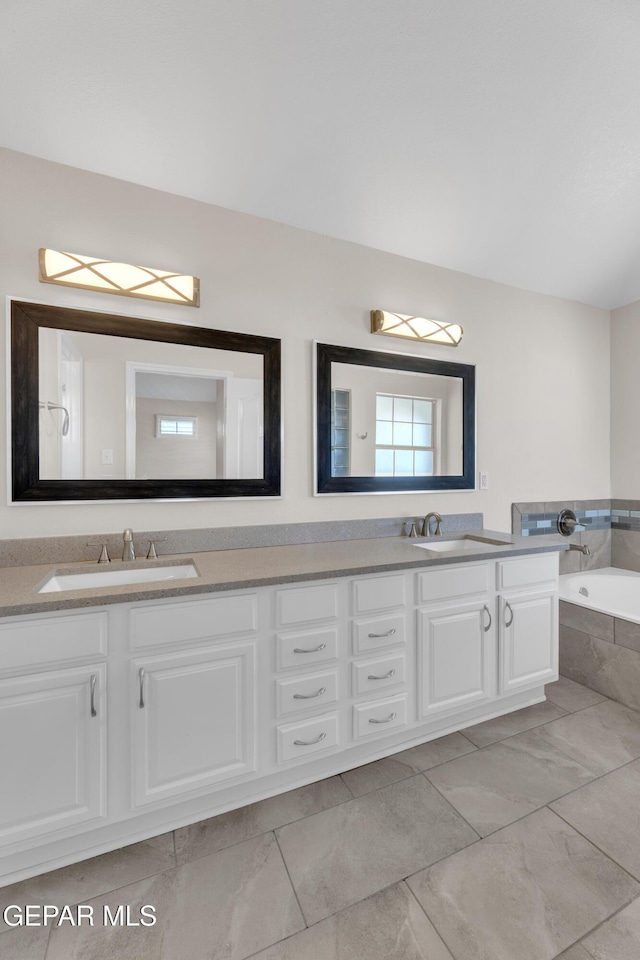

left=0, top=665, right=106, bottom=844
left=132, top=642, right=256, bottom=807
left=499, top=591, right=558, bottom=693
left=418, top=600, right=494, bottom=719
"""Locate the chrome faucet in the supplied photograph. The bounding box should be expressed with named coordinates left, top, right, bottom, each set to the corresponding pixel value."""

left=569, top=543, right=591, bottom=556
left=122, top=529, right=135, bottom=561
left=422, top=512, right=443, bottom=537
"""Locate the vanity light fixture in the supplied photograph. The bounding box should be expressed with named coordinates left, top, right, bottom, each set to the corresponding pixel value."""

left=38, top=249, right=200, bottom=307
left=371, top=310, right=463, bottom=346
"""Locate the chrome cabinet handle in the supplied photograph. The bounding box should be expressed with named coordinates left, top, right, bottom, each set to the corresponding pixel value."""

left=367, top=628, right=396, bottom=639
left=368, top=668, right=396, bottom=680
left=294, top=732, right=327, bottom=746
left=483, top=604, right=492, bottom=633
left=90, top=674, right=97, bottom=717
left=293, top=687, right=327, bottom=700
left=504, top=601, right=514, bottom=628
left=369, top=712, right=397, bottom=724
left=138, top=668, right=145, bottom=709
left=293, top=643, right=327, bottom=654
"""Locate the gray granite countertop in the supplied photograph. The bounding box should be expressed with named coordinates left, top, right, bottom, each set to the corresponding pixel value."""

left=0, top=529, right=567, bottom=618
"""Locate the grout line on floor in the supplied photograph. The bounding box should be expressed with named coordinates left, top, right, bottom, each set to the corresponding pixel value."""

left=273, top=830, right=309, bottom=932
left=403, top=877, right=465, bottom=960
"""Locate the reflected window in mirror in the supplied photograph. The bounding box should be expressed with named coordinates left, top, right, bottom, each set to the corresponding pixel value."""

left=11, top=300, right=281, bottom=501
left=316, top=343, right=475, bottom=494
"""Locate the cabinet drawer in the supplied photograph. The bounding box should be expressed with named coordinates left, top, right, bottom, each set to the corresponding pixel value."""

left=276, top=671, right=338, bottom=717
left=352, top=614, right=406, bottom=655
left=130, top=594, right=257, bottom=649
left=417, top=563, right=490, bottom=604
left=352, top=575, right=405, bottom=615
left=0, top=612, right=107, bottom=672
left=352, top=694, right=408, bottom=739
left=277, top=713, right=339, bottom=763
left=276, top=626, right=339, bottom=671
left=352, top=653, right=406, bottom=697
left=276, top=583, right=338, bottom=628
left=497, top=554, right=559, bottom=590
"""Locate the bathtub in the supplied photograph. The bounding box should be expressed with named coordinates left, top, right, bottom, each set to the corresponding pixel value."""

left=559, top=567, right=640, bottom=625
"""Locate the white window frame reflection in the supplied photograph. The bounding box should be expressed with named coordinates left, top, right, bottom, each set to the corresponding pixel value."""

left=374, top=394, right=437, bottom=477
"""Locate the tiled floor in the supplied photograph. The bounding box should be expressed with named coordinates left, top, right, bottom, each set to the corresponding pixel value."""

left=3, top=676, right=640, bottom=959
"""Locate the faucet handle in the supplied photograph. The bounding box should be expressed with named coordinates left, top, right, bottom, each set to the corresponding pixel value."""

left=146, top=538, right=168, bottom=559
left=86, top=542, right=111, bottom=563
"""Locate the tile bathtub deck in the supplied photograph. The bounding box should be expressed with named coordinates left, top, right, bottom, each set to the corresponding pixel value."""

left=3, top=676, right=640, bottom=960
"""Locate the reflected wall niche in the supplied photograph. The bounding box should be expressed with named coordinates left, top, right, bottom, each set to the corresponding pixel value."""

left=315, top=342, right=475, bottom=494
left=10, top=300, right=281, bottom=501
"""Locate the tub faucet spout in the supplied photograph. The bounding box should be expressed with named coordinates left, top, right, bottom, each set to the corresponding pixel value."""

left=569, top=543, right=590, bottom=556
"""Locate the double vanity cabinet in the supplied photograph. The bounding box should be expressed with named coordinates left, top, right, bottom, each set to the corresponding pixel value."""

left=0, top=548, right=559, bottom=884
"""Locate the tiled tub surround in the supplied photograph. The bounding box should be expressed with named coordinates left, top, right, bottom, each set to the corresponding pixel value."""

left=559, top=589, right=640, bottom=713
left=513, top=497, right=640, bottom=575
left=4, top=679, right=640, bottom=960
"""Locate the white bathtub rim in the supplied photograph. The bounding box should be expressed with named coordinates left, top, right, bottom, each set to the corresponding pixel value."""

left=559, top=566, right=640, bottom=626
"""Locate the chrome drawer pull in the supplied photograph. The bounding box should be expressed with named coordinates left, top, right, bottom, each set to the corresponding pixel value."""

left=367, top=668, right=396, bottom=680
left=504, top=601, right=514, bottom=628
left=293, top=732, right=327, bottom=746
left=293, top=687, right=327, bottom=700
left=367, top=628, right=396, bottom=639
left=138, top=668, right=145, bottom=709
left=369, top=711, right=397, bottom=724
left=90, top=674, right=97, bottom=718
left=293, top=643, right=327, bottom=654
left=483, top=604, right=492, bottom=633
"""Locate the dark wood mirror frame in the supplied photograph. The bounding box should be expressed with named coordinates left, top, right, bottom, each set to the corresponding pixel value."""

left=315, top=342, right=476, bottom=494
left=10, top=300, right=281, bottom=501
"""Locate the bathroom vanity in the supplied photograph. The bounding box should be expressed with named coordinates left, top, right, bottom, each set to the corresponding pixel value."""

left=0, top=536, right=561, bottom=884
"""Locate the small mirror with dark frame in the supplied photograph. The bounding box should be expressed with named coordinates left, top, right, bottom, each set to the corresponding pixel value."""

left=10, top=300, right=281, bottom=501
left=315, top=342, right=475, bottom=494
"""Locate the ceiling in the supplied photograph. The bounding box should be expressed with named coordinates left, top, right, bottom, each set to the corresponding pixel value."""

left=2, top=0, right=640, bottom=309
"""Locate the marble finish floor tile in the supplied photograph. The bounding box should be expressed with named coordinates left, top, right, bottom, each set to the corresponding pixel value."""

left=545, top=676, right=608, bottom=713
left=581, top=895, right=640, bottom=959
left=425, top=728, right=596, bottom=836
left=250, top=882, right=455, bottom=960
left=555, top=946, right=594, bottom=959
left=175, top=775, right=350, bottom=864
left=551, top=760, right=640, bottom=880
left=45, top=832, right=304, bottom=960
left=533, top=699, right=640, bottom=776
left=0, top=926, right=50, bottom=959
left=407, top=808, right=640, bottom=960
left=276, top=774, right=478, bottom=925
left=340, top=732, right=476, bottom=797
left=0, top=833, right=175, bottom=933
left=462, top=700, right=567, bottom=747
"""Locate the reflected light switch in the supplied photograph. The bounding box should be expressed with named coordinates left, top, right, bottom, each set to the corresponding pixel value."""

left=101, top=449, right=113, bottom=465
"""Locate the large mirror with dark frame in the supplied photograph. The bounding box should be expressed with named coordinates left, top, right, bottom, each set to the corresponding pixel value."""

left=315, top=342, right=475, bottom=494
left=10, top=300, right=281, bottom=501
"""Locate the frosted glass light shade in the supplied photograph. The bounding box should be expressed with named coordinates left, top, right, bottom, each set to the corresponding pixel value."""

left=39, top=249, right=199, bottom=306
left=371, top=310, right=463, bottom=346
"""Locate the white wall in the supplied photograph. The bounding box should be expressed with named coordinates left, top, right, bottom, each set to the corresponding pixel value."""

left=0, top=146, right=611, bottom=538
left=611, top=299, right=640, bottom=496
left=135, top=398, right=218, bottom=480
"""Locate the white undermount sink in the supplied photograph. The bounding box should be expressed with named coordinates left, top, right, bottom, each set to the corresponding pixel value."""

left=413, top=536, right=511, bottom=553
left=37, top=562, right=200, bottom=593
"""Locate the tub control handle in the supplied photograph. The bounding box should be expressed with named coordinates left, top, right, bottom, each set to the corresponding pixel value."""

left=504, top=601, right=514, bottom=628
left=138, top=668, right=145, bottom=709
left=483, top=604, right=492, bottom=633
